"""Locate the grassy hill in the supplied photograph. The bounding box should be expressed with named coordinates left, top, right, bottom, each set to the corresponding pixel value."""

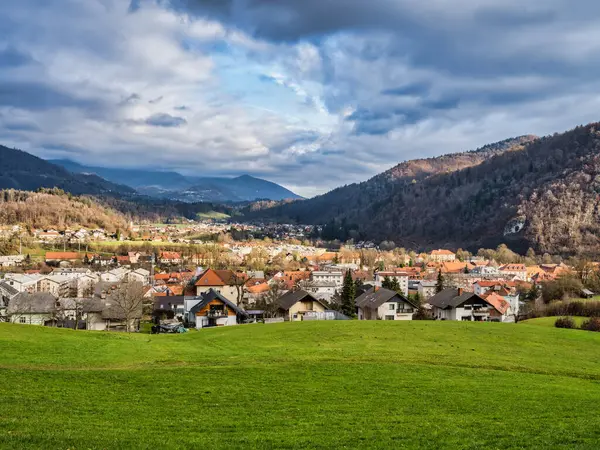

left=1, top=321, right=599, bottom=448
left=522, top=316, right=589, bottom=327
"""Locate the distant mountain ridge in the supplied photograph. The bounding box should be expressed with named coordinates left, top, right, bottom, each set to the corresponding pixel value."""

left=50, top=159, right=302, bottom=202
left=0, top=146, right=136, bottom=196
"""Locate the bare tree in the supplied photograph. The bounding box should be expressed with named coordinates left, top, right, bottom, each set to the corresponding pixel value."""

left=111, top=280, right=145, bottom=332
left=231, top=272, right=248, bottom=307
left=255, top=280, right=285, bottom=318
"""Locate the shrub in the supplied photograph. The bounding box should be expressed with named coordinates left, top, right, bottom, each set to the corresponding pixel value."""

left=413, top=306, right=434, bottom=320
left=554, top=317, right=576, bottom=329
left=581, top=317, right=600, bottom=332
left=544, top=300, right=600, bottom=318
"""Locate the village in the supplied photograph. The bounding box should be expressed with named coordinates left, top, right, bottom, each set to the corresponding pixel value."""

left=0, top=234, right=589, bottom=331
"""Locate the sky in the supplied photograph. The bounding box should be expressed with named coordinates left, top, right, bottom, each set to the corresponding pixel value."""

left=2, top=1, right=600, bottom=197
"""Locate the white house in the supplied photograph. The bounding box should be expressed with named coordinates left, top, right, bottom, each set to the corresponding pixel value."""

left=417, top=280, right=437, bottom=300
left=498, top=264, right=527, bottom=281
left=3, top=274, right=41, bottom=293
left=311, top=270, right=344, bottom=287
left=427, top=288, right=493, bottom=321
left=356, top=287, right=417, bottom=321
left=186, top=289, right=248, bottom=329
left=7, top=292, right=58, bottom=325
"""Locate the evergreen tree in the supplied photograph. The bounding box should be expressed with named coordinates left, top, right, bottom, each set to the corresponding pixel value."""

left=341, top=270, right=356, bottom=318
left=464, top=264, right=469, bottom=274
left=382, top=276, right=392, bottom=289
left=436, top=269, right=444, bottom=293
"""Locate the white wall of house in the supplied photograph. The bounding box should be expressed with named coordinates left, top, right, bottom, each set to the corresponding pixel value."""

left=195, top=315, right=236, bottom=328
left=10, top=313, right=51, bottom=326
left=195, top=285, right=238, bottom=304
left=311, top=271, right=343, bottom=287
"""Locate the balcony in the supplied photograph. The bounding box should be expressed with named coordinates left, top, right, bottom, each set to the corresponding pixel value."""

left=206, top=310, right=228, bottom=318
left=472, top=308, right=489, bottom=315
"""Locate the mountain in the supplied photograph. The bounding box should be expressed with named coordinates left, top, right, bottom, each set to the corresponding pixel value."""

left=51, top=160, right=302, bottom=202
left=49, top=159, right=191, bottom=191
left=242, top=126, right=600, bottom=256
left=244, top=135, right=535, bottom=222
left=0, top=146, right=136, bottom=196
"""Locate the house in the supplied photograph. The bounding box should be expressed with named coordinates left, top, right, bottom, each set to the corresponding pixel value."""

left=51, top=268, right=92, bottom=280
left=194, top=269, right=240, bottom=304
left=128, top=268, right=150, bottom=285
left=311, top=270, right=344, bottom=287
left=84, top=292, right=142, bottom=332
left=0, top=255, right=26, bottom=267
left=356, top=287, right=417, bottom=321
left=186, top=289, right=248, bottom=329
left=160, top=251, right=182, bottom=265
left=481, top=292, right=512, bottom=322
left=3, top=274, right=41, bottom=293
left=100, top=268, right=130, bottom=283
left=427, top=288, right=493, bottom=321
left=300, top=279, right=337, bottom=302
left=116, top=255, right=130, bottom=266
left=153, top=295, right=185, bottom=319
left=499, top=264, right=527, bottom=281
left=430, top=249, right=456, bottom=262
left=45, top=252, right=80, bottom=265
left=36, top=276, right=71, bottom=298
left=473, top=280, right=520, bottom=316
left=276, top=290, right=328, bottom=321
left=0, top=282, right=19, bottom=321
left=581, top=289, right=595, bottom=299
left=7, top=292, right=58, bottom=325
left=127, top=252, right=143, bottom=264
left=418, top=280, right=437, bottom=300
left=374, top=270, right=409, bottom=296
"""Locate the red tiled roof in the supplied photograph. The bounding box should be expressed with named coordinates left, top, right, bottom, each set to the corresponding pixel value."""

left=482, top=292, right=511, bottom=314
left=45, top=252, right=80, bottom=260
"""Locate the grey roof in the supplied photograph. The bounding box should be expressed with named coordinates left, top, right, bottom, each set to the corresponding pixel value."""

left=153, top=295, right=185, bottom=309
left=7, top=292, right=57, bottom=314
left=427, top=288, right=486, bottom=309
left=189, top=289, right=248, bottom=317
left=355, top=288, right=416, bottom=310
left=582, top=289, right=595, bottom=296
left=276, top=289, right=328, bottom=311
left=0, top=281, right=19, bottom=297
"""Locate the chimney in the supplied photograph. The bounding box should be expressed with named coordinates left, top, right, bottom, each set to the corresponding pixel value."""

left=457, top=288, right=463, bottom=296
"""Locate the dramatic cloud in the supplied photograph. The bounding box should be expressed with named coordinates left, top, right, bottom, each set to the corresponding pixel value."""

left=2, top=0, right=600, bottom=197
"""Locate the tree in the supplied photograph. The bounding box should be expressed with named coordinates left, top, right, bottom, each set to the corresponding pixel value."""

left=340, top=270, right=356, bottom=318
left=436, top=269, right=444, bottom=293
left=382, top=276, right=400, bottom=292
left=231, top=272, right=248, bottom=308
left=255, top=281, right=285, bottom=318
left=111, top=280, right=145, bottom=332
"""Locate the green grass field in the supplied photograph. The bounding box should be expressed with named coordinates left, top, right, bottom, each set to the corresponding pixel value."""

left=521, top=316, right=588, bottom=327
left=1, top=321, right=600, bottom=449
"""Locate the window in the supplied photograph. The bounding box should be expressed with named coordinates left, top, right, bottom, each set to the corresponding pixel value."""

left=464, top=305, right=472, bottom=310
left=388, top=303, right=396, bottom=310
left=19, top=317, right=26, bottom=324
left=385, top=315, right=395, bottom=320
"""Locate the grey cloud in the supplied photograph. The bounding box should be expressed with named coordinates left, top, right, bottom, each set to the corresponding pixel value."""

left=145, top=113, right=187, bottom=127
left=0, top=46, right=34, bottom=68
left=0, top=82, right=100, bottom=111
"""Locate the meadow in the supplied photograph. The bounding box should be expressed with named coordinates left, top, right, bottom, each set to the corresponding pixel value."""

left=1, top=321, right=599, bottom=449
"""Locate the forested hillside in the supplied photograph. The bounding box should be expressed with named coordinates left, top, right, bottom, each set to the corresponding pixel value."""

left=0, top=189, right=129, bottom=232
left=244, top=125, right=600, bottom=256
